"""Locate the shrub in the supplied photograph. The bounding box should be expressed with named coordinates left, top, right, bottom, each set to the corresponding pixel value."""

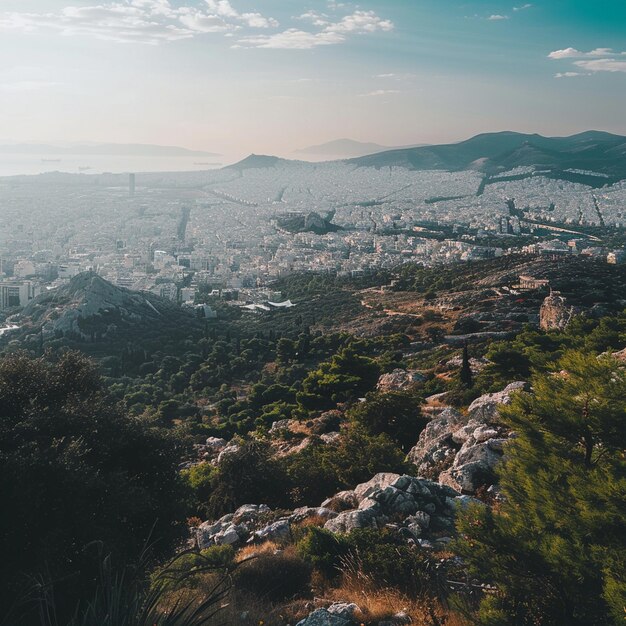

left=233, top=548, right=312, bottom=602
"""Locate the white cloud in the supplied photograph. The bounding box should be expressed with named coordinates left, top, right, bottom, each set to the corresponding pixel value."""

left=549, top=47, right=626, bottom=75
left=237, top=9, right=393, bottom=49
left=488, top=14, right=509, bottom=20
left=554, top=72, right=583, bottom=78
left=513, top=3, right=532, bottom=11
left=574, top=58, right=626, bottom=73
left=0, top=0, right=278, bottom=44
left=237, top=28, right=344, bottom=49
left=326, top=10, right=393, bottom=34
left=548, top=47, right=618, bottom=59
left=296, top=11, right=330, bottom=27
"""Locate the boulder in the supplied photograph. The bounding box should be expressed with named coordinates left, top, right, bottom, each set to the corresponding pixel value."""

left=252, top=519, right=291, bottom=543
left=354, top=472, right=401, bottom=501
left=467, top=382, right=527, bottom=423
left=296, top=608, right=351, bottom=626
left=406, top=408, right=465, bottom=467
left=324, top=505, right=381, bottom=533
left=232, top=503, right=271, bottom=525
left=377, top=368, right=426, bottom=391
left=321, top=490, right=359, bottom=512
left=290, top=507, right=338, bottom=523
left=327, top=602, right=360, bottom=620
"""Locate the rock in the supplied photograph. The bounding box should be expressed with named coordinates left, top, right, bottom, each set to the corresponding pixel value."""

left=213, top=525, right=241, bottom=546
left=320, top=431, right=342, bottom=444
left=296, top=608, right=351, bottom=626
left=377, top=368, right=426, bottom=391
left=379, top=611, right=413, bottom=625
left=321, top=490, right=359, bottom=512
left=324, top=505, right=381, bottom=533
left=467, top=383, right=527, bottom=423
left=327, top=602, right=360, bottom=620
left=540, top=291, right=575, bottom=331
left=253, top=519, right=291, bottom=543
left=205, top=436, right=227, bottom=450
left=406, top=408, right=465, bottom=467
left=216, top=443, right=240, bottom=464
left=269, top=418, right=292, bottom=434
left=290, top=507, right=338, bottom=523
left=354, top=473, right=401, bottom=502
left=232, top=504, right=271, bottom=524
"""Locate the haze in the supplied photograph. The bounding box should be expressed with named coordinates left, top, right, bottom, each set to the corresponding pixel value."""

left=0, top=0, right=625, bottom=161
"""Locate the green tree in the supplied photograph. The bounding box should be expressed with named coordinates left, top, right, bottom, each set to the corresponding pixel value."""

left=455, top=352, right=626, bottom=625
left=0, top=351, right=187, bottom=624
left=347, top=389, right=427, bottom=451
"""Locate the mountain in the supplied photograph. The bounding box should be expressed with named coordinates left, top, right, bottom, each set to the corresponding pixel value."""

left=294, top=138, right=429, bottom=159
left=0, top=142, right=219, bottom=157
left=295, top=139, right=392, bottom=158
left=225, top=154, right=294, bottom=171
left=347, top=130, right=626, bottom=180
left=12, top=273, right=201, bottom=345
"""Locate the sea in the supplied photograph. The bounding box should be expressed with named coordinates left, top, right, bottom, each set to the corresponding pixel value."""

left=0, top=154, right=225, bottom=177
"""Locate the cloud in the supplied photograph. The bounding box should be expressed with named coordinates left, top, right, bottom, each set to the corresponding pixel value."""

left=574, top=58, right=626, bottom=73
left=0, top=0, right=278, bottom=44
left=237, top=9, right=393, bottom=49
left=513, top=3, right=532, bottom=10
left=488, top=14, right=509, bottom=20
left=554, top=72, right=583, bottom=78
left=548, top=47, right=626, bottom=74
left=548, top=47, right=616, bottom=59
left=359, top=89, right=400, bottom=97
left=236, top=28, right=344, bottom=49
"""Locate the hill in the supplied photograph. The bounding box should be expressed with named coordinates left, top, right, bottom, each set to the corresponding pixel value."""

left=294, top=138, right=393, bottom=158
left=225, top=154, right=294, bottom=171
left=6, top=272, right=203, bottom=351
left=348, top=130, right=626, bottom=180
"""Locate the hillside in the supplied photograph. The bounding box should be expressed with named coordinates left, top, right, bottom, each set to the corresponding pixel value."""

left=348, top=130, right=626, bottom=180
left=7, top=272, right=203, bottom=351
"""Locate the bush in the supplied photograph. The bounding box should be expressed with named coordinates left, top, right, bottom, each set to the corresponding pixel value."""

left=233, top=548, right=312, bottom=602
left=296, top=526, right=349, bottom=578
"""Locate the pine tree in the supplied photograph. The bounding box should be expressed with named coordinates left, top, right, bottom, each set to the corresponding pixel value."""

left=455, top=351, right=626, bottom=625
left=460, top=344, right=473, bottom=388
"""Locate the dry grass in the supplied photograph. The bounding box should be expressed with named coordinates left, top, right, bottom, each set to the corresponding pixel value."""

left=325, top=580, right=470, bottom=626
left=235, top=541, right=281, bottom=563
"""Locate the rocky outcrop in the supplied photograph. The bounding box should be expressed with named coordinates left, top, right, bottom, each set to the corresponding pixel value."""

left=377, top=369, right=426, bottom=391
left=540, top=291, right=574, bottom=331
left=296, top=608, right=351, bottom=626
left=407, top=383, right=528, bottom=493
left=323, top=473, right=462, bottom=537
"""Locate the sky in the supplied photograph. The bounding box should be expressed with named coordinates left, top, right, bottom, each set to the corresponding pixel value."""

left=0, top=0, right=624, bottom=159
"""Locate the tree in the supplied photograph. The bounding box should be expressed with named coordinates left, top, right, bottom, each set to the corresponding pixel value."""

left=297, top=345, right=381, bottom=411
left=460, top=344, right=473, bottom=389
left=347, top=390, right=427, bottom=450
left=455, top=352, right=626, bottom=625
left=0, top=352, right=187, bottom=624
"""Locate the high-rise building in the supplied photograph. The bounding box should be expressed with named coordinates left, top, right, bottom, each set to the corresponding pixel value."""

left=0, top=280, right=40, bottom=310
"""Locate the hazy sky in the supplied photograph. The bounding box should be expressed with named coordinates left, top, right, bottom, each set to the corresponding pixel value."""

left=0, top=0, right=624, bottom=158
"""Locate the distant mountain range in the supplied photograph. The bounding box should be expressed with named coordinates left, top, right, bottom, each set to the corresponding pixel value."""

left=294, top=138, right=428, bottom=158
left=229, top=131, right=626, bottom=183
left=348, top=130, right=626, bottom=179
left=0, top=142, right=219, bottom=157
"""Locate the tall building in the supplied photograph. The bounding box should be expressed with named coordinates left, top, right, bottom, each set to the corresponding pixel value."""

left=0, top=280, right=39, bottom=310
left=129, top=173, right=136, bottom=197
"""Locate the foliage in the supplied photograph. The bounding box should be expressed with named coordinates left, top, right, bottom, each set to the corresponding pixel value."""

left=0, top=351, right=188, bottom=625
left=346, top=389, right=427, bottom=451
left=233, top=549, right=312, bottom=602
left=454, top=351, right=626, bottom=625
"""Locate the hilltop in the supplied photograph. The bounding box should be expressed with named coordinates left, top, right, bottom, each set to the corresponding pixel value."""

left=6, top=272, right=203, bottom=352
